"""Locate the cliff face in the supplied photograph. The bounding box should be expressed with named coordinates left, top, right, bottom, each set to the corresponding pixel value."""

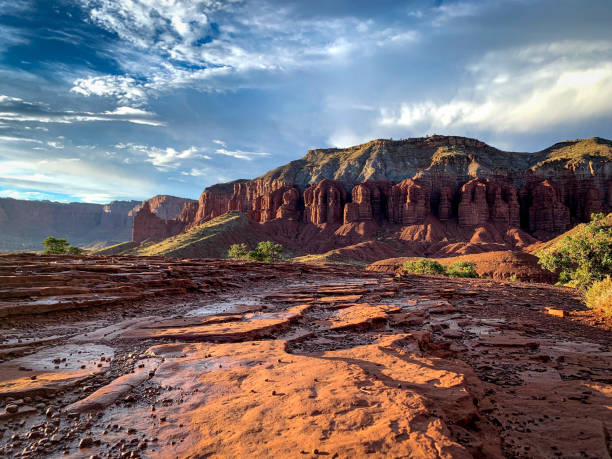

left=132, top=136, right=612, bottom=247
left=0, top=198, right=140, bottom=251
left=0, top=194, right=197, bottom=251
left=130, top=195, right=196, bottom=220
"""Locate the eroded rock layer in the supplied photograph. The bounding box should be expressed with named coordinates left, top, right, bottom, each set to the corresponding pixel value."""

left=133, top=136, right=611, bottom=247
left=0, top=254, right=609, bottom=458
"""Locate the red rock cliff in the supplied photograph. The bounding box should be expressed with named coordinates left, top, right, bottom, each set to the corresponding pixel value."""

left=132, top=136, right=611, bottom=244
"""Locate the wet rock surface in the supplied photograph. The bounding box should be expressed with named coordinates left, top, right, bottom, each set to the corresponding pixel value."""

left=0, top=254, right=610, bottom=458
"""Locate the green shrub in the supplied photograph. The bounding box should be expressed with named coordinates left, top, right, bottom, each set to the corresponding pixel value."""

left=402, top=259, right=447, bottom=275
left=227, top=241, right=284, bottom=262
left=42, top=236, right=81, bottom=255
left=538, top=213, right=612, bottom=289
left=508, top=274, right=518, bottom=282
left=447, top=261, right=479, bottom=278
left=227, top=243, right=249, bottom=259
left=249, top=241, right=284, bottom=262
left=584, top=277, right=612, bottom=315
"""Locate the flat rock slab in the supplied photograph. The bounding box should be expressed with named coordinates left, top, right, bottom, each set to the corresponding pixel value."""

left=318, top=294, right=363, bottom=303
left=101, top=336, right=488, bottom=458
left=0, top=343, right=114, bottom=397
left=477, top=333, right=540, bottom=349
left=120, top=305, right=311, bottom=342
left=329, top=304, right=400, bottom=331
left=67, top=358, right=160, bottom=413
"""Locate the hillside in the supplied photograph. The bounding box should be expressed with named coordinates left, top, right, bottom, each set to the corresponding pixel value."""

left=95, top=211, right=268, bottom=258
left=528, top=212, right=612, bottom=255
left=365, top=250, right=557, bottom=283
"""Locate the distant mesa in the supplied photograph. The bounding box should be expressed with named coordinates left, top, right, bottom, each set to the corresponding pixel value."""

left=0, top=194, right=194, bottom=252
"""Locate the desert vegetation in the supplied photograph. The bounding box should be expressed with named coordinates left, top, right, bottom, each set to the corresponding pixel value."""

left=584, top=277, right=612, bottom=315
left=402, top=259, right=479, bottom=278
left=42, top=236, right=82, bottom=255
left=537, top=213, right=612, bottom=314
left=228, top=241, right=284, bottom=262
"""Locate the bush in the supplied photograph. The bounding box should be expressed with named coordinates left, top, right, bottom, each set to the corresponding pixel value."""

left=42, top=236, right=81, bottom=255
left=538, top=213, right=612, bottom=289
left=402, top=259, right=447, bottom=275
left=508, top=274, right=518, bottom=282
left=227, top=243, right=249, bottom=259
left=584, top=277, right=612, bottom=315
left=447, top=261, right=479, bottom=278
left=249, top=241, right=284, bottom=262
left=227, top=241, right=284, bottom=262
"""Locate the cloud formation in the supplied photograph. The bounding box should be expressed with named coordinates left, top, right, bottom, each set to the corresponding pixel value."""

left=0, top=0, right=611, bottom=203
left=379, top=40, right=612, bottom=133
left=0, top=95, right=164, bottom=126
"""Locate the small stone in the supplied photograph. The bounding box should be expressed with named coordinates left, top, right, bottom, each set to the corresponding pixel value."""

left=79, top=437, right=93, bottom=449
left=5, top=404, right=18, bottom=414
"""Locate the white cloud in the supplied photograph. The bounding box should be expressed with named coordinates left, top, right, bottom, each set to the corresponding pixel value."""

left=379, top=40, right=612, bottom=133
left=327, top=131, right=372, bottom=149
left=71, top=75, right=147, bottom=104
left=113, top=143, right=208, bottom=171
left=47, top=141, right=64, bottom=149
left=212, top=139, right=226, bottom=146
left=0, top=135, right=42, bottom=143
left=0, top=94, right=164, bottom=126
left=72, top=1, right=419, bottom=102
left=215, top=148, right=270, bottom=161
left=0, top=189, right=58, bottom=201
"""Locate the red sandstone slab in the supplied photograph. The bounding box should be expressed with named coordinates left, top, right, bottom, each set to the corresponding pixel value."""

left=329, top=304, right=398, bottom=331
left=318, top=294, right=363, bottom=303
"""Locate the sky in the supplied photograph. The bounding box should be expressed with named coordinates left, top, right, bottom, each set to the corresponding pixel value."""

left=0, top=0, right=611, bottom=203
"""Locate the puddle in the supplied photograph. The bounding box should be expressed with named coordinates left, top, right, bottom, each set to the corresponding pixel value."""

left=185, top=299, right=262, bottom=317
left=0, top=343, right=114, bottom=376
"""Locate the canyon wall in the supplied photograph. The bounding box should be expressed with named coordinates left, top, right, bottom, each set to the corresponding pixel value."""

left=131, top=136, right=611, bottom=245
left=1, top=195, right=195, bottom=251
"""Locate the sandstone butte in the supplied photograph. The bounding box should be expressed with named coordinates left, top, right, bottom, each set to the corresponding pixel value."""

left=129, top=135, right=612, bottom=261
left=0, top=253, right=610, bottom=458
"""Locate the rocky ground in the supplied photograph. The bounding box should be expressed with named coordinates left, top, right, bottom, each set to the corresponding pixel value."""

left=0, top=254, right=610, bottom=458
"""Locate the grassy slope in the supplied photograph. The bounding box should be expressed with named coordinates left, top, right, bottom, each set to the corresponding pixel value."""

left=530, top=137, right=612, bottom=168
left=290, top=252, right=369, bottom=267
left=90, top=241, right=139, bottom=255
left=530, top=213, right=612, bottom=255
left=132, top=211, right=258, bottom=258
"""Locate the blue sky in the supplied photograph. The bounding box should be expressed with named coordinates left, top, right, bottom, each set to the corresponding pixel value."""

left=0, top=0, right=611, bottom=203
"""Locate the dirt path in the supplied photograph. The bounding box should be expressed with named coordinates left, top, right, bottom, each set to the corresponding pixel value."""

left=0, top=255, right=610, bottom=458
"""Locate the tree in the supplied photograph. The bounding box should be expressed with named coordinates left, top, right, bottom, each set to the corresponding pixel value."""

left=249, top=241, right=284, bottom=262
left=67, top=246, right=83, bottom=255
left=227, top=243, right=249, bottom=259
left=227, top=241, right=284, bottom=262
left=447, top=261, right=479, bottom=278
left=538, top=213, right=612, bottom=288
left=42, top=236, right=82, bottom=255
left=402, top=259, right=447, bottom=275
left=42, top=237, right=70, bottom=254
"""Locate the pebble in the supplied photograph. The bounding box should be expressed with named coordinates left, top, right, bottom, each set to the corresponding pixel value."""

left=5, top=404, right=18, bottom=414
left=79, top=437, right=94, bottom=448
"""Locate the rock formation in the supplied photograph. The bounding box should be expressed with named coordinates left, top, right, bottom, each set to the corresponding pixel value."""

left=522, top=180, right=571, bottom=236
left=304, top=179, right=347, bottom=225
left=130, top=195, right=196, bottom=220
left=131, top=136, right=611, bottom=248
